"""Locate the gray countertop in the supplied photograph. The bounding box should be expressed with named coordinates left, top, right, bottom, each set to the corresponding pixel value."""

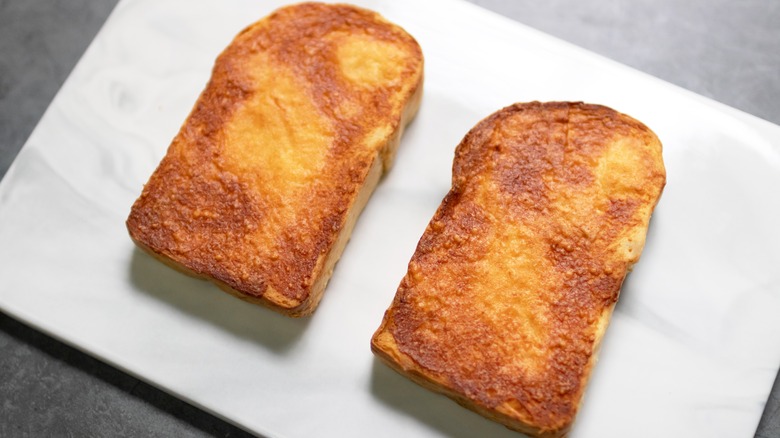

left=1, top=0, right=778, bottom=436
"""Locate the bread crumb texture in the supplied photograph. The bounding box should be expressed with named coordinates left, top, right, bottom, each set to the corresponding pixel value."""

left=127, top=3, right=423, bottom=315
left=373, top=102, right=665, bottom=436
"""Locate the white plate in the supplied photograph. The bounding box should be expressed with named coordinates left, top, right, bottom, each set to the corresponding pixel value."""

left=1, top=0, right=779, bottom=436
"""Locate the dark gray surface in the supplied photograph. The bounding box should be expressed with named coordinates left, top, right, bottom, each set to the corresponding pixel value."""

left=0, top=0, right=778, bottom=437
left=0, top=2, right=250, bottom=436
left=471, top=0, right=780, bottom=125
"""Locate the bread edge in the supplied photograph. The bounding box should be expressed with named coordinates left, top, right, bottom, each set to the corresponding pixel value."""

left=128, top=71, right=423, bottom=317
left=371, top=324, right=571, bottom=438
left=296, top=76, right=424, bottom=316
left=370, top=101, right=665, bottom=435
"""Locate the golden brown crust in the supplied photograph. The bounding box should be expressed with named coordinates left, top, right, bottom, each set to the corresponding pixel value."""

left=126, top=2, right=424, bottom=316
left=371, top=102, right=665, bottom=436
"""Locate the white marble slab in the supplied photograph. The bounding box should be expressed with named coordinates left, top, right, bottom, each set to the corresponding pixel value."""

left=1, top=0, right=779, bottom=436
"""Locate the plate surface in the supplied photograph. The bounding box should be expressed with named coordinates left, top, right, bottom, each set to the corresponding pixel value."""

left=1, top=0, right=779, bottom=436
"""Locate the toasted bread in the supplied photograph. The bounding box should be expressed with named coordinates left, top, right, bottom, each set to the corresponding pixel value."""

left=371, top=102, right=665, bottom=437
left=126, top=3, right=423, bottom=317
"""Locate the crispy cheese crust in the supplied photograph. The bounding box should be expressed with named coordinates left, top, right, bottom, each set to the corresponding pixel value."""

left=126, top=3, right=424, bottom=316
left=372, top=102, right=665, bottom=437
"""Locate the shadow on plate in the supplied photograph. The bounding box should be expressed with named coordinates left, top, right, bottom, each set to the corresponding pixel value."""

left=369, top=357, right=521, bottom=438
left=0, top=310, right=257, bottom=438
left=612, top=200, right=666, bottom=317
left=129, top=248, right=309, bottom=353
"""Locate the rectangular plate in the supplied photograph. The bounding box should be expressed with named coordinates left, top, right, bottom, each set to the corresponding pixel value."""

left=2, top=0, right=779, bottom=436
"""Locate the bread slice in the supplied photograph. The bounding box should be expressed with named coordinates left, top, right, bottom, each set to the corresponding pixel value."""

left=371, top=102, right=665, bottom=437
left=126, top=3, right=423, bottom=317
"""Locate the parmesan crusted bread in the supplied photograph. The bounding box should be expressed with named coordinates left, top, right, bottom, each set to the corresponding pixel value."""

left=126, top=3, right=424, bottom=317
left=371, top=102, right=665, bottom=436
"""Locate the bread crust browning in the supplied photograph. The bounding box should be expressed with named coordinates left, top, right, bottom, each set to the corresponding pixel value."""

left=372, top=102, right=665, bottom=436
left=126, top=3, right=423, bottom=316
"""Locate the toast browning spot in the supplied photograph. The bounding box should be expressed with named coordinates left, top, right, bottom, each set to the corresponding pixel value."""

left=127, top=3, right=424, bottom=316
left=372, top=102, right=665, bottom=437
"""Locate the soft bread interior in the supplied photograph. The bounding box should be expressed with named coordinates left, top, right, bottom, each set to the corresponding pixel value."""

left=127, top=3, right=424, bottom=316
left=372, top=102, right=665, bottom=436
